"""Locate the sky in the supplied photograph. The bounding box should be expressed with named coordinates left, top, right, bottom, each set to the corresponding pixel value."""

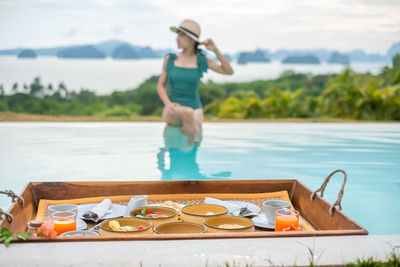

left=0, top=0, right=399, bottom=54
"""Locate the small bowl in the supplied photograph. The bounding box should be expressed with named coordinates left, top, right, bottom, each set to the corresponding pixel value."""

left=130, top=206, right=178, bottom=227
left=154, top=221, right=207, bottom=234
left=48, top=204, right=78, bottom=215
left=203, top=215, right=255, bottom=233
left=99, top=218, right=153, bottom=236
left=181, top=204, right=228, bottom=225
left=60, top=230, right=99, bottom=237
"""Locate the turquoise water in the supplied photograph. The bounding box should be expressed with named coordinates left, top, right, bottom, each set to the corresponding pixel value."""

left=0, top=122, right=399, bottom=234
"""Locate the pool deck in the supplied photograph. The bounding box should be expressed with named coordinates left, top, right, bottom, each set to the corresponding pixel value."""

left=2, top=234, right=399, bottom=266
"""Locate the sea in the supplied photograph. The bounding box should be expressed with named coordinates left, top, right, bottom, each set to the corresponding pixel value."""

left=0, top=56, right=389, bottom=95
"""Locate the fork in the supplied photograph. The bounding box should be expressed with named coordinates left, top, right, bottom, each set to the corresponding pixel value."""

left=238, top=206, right=249, bottom=216
left=83, top=210, right=97, bottom=220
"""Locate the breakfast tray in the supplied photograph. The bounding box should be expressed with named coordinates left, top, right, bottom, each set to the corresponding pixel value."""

left=1, top=171, right=368, bottom=242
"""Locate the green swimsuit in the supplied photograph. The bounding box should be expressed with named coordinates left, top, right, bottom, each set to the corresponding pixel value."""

left=166, top=49, right=208, bottom=109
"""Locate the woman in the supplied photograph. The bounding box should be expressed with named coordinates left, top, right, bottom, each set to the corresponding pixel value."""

left=157, top=19, right=233, bottom=143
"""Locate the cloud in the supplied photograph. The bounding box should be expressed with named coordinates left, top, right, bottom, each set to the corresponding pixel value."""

left=0, top=0, right=399, bottom=53
left=0, top=0, right=15, bottom=5
left=86, top=0, right=121, bottom=7
left=111, top=24, right=125, bottom=34
left=62, top=26, right=80, bottom=38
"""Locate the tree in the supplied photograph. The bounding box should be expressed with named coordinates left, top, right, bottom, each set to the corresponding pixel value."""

left=29, top=77, right=44, bottom=98
left=57, top=82, right=68, bottom=99
left=12, top=83, right=18, bottom=94
left=393, top=54, right=400, bottom=69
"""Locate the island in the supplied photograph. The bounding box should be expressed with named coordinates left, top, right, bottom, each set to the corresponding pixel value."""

left=112, top=44, right=140, bottom=59
left=17, top=49, right=37, bottom=58
left=282, top=55, right=320, bottom=64
left=57, top=45, right=106, bottom=59
left=328, top=52, right=350, bottom=65
left=238, top=49, right=270, bottom=64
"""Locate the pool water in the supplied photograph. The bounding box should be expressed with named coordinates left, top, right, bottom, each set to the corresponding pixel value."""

left=0, top=122, right=399, bottom=234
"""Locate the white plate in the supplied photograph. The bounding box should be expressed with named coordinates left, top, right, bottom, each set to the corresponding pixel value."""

left=252, top=214, right=302, bottom=230
left=60, top=230, right=98, bottom=237
left=78, top=203, right=125, bottom=220
left=227, top=201, right=261, bottom=215
left=76, top=218, right=87, bottom=230
left=251, top=214, right=275, bottom=229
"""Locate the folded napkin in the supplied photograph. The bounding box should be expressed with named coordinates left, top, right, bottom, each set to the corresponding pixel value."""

left=204, top=197, right=242, bottom=215
left=83, top=198, right=112, bottom=222
left=124, top=195, right=148, bottom=218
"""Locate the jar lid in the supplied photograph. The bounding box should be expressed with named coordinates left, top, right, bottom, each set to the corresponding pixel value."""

left=28, top=220, right=44, bottom=227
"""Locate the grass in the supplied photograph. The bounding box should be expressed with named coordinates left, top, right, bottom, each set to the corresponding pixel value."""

left=209, top=253, right=399, bottom=267
left=345, top=252, right=399, bottom=267
left=1, top=111, right=395, bottom=123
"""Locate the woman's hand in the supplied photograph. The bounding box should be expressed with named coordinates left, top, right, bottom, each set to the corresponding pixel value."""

left=201, top=38, right=218, bottom=52
left=165, top=102, right=180, bottom=118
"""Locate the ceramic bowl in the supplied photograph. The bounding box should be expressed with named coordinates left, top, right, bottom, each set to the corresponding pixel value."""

left=130, top=206, right=178, bottom=227
left=99, top=218, right=153, bottom=236
left=181, top=204, right=228, bottom=225
left=154, top=221, right=207, bottom=234
left=203, top=215, right=255, bottom=233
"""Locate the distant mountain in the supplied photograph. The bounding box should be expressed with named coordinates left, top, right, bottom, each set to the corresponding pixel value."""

left=347, top=49, right=386, bottom=62
left=17, top=49, right=37, bottom=58
left=0, top=39, right=167, bottom=59
left=328, top=52, right=350, bottom=65
left=282, top=55, right=320, bottom=64
left=137, top=46, right=158, bottom=58
left=265, top=49, right=332, bottom=61
left=112, top=44, right=159, bottom=59
left=57, top=45, right=106, bottom=59
left=94, top=40, right=143, bottom=57
left=237, top=49, right=270, bottom=64
left=386, top=42, right=400, bottom=61
left=1, top=39, right=399, bottom=63
left=255, top=44, right=400, bottom=64
left=112, top=44, right=140, bottom=59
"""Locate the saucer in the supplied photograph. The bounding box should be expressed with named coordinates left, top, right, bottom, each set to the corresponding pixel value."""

left=251, top=214, right=275, bottom=230
left=251, top=214, right=302, bottom=230
left=76, top=218, right=87, bottom=230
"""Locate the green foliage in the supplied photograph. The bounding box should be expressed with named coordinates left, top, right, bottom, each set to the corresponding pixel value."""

left=1, top=56, right=400, bottom=121
left=345, top=253, right=400, bottom=267
left=0, top=227, right=31, bottom=248
left=0, top=227, right=13, bottom=247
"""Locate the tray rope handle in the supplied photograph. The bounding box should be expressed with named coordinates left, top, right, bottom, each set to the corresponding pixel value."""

left=310, top=169, right=347, bottom=216
left=0, top=208, right=13, bottom=223
left=0, top=190, right=24, bottom=207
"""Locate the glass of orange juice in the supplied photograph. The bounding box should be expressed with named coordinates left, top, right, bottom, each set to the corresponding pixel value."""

left=274, top=208, right=299, bottom=232
left=51, top=211, right=77, bottom=235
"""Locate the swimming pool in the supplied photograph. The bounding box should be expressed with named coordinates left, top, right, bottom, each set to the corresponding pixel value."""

left=0, top=122, right=399, bottom=234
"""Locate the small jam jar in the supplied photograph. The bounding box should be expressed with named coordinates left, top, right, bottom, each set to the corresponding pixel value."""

left=27, top=220, right=44, bottom=235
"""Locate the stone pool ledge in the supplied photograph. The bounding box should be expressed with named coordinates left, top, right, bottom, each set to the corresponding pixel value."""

left=1, top=235, right=399, bottom=266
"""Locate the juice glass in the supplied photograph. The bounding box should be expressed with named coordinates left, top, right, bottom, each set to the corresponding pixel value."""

left=274, top=208, right=299, bottom=232
left=51, top=211, right=77, bottom=235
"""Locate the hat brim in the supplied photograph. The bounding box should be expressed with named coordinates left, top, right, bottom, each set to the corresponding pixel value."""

left=170, top=26, right=200, bottom=42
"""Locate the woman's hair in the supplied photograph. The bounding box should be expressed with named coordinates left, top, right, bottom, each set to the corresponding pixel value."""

left=194, top=42, right=200, bottom=54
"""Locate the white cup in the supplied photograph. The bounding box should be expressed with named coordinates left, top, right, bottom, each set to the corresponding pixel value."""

left=263, top=200, right=291, bottom=224
left=48, top=204, right=78, bottom=216
left=124, top=195, right=148, bottom=217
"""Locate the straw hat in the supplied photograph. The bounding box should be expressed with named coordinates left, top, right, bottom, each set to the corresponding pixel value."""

left=170, top=19, right=201, bottom=43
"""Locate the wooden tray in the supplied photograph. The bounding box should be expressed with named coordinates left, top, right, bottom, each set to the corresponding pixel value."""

left=0, top=177, right=368, bottom=242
